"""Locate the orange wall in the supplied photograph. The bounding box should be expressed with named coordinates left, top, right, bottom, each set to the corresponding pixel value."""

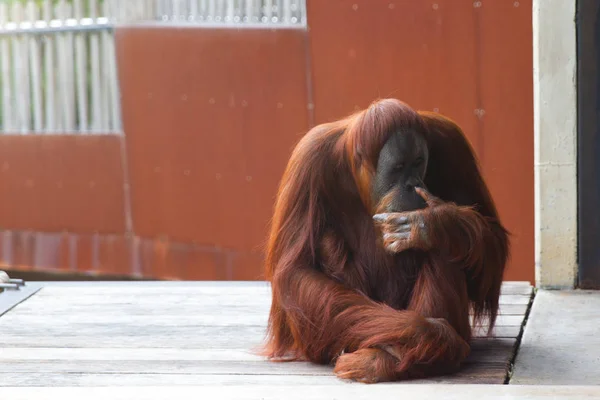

left=0, top=0, right=534, bottom=283
left=115, top=27, right=311, bottom=280
left=306, top=0, right=534, bottom=282
left=0, top=134, right=126, bottom=233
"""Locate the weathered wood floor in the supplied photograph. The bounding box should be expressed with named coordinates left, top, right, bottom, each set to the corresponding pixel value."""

left=0, top=281, right=533, bottom=387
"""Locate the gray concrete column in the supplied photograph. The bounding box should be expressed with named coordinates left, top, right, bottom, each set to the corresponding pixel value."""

left=533, top=0, right=578, bottom=289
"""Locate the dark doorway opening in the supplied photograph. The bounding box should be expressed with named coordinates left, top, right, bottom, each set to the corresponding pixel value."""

left=577, top=0, right=600, bottom=288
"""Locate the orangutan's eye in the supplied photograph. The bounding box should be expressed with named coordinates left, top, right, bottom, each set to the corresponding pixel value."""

left=392, top=163, right=404, bottom=173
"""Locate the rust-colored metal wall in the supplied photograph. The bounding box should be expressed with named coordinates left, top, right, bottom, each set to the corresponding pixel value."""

left=307, top=0, right=533, bottom=283
left=0, top=135, right=126, bottom=233
left=476, top=1, right=534, bottom=283
left=114, top=27, right=311, bottom=280
left=1, top=0, right=534, bottom=283
left=0, top=134, right=129, bottom=276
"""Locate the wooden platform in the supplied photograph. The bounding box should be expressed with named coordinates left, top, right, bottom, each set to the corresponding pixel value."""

left=0, top=281, right=533, bottom=387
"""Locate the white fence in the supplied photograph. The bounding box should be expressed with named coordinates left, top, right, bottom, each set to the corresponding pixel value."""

left=151, top=0, right=307, bottom=25
left=115, top=0, right=307, bottom=25
left=0, top=0, right=307, bottom=134
left=0, top=0, right=120, bottom=134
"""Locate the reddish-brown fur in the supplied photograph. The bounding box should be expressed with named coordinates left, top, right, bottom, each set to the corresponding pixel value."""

left=262, top=98, right=509, bottom=383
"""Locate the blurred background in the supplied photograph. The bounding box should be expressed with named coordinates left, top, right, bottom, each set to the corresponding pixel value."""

left=0, top=0, right=533, bottom=283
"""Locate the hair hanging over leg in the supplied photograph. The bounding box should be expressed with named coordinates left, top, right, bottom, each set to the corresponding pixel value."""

left=262, top=98, right=509, bottom=383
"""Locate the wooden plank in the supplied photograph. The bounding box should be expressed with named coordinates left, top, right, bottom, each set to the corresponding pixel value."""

left=0, top=355, right=511, bottom=375
left=0, top=347, right=269, bottom=362
left=28, top=284, right=531, bottom=302
left=0, top=312, right=525, bottom=328
left=23, top=294, right=530, bottom=307
left=13, top=295, right=530, bottom=309
left=474, top=325, right=521, bottom=338
left=499, top=295, right=533, bottom=305
left=30, top=290, right=532, bottom=300
left=27, top=280, right=530, bottom=291
left=0, top=373, right=349, bottom=387
left=0, top=313, right=273, bottom=326
left=0, top=302, right=532, bottom=317
left=0, top=325, right=523, bottom=349
left=0, top=329, right=267, bottom=349
left=471, top=315, right=526, bottom=327
left=7, top=292, right=530, bottom=316
left=25, top=291, right=530, bottom=304
left=30, top=285, right=531, bottom=302
left=23, top=371, right=504, bottom=388
left=500, top=282, right=534, bottom=295
left=494, top=303, right=530, bottom=315
left=8, top=299, right=276, bottom=315
left=0, top=367, right=509, bottom=387
left=0, top=360, right=335, bottom=375
left=0, top=338, right=516, bottom=363
left=0, top=385, right=598, bottom=399
left=30, top=280, right=531, bottom=290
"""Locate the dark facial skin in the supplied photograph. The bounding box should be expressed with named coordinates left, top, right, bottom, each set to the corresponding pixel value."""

left=372, top=129, right=430, bottom=213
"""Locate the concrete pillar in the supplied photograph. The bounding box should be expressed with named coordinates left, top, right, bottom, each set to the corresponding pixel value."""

left=533, top=0, right=577, bottom=289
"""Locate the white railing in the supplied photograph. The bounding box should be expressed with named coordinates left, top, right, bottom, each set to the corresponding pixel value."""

left=0, top=0, right=307, bottom=134
left=0, top=0, right=121, bottom=134
left=116, top=0, right=307, bottom=26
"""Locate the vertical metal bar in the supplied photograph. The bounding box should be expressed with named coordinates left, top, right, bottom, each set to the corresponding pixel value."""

left=198, top=0, right=207, bottom=21
left=264, top=0, right=273, bottom=22
left=11, top=2, right=30, bottom=133
left=172, top=0, right=180, bottom=21
left=89, top=0, right=102, bottom=132
left=189, top=0, right=198, bottom=21
left=74, top=0, right=88, bottom=132
left=207, top=0, right=215, bottom=21
left=103, top=0, right=120, bottom=133
left=65, top=2, right=76, bottom=132
left=299, top=0, right=306, bottom=26
left=0, top=3, right=14, bottom=132
left=283, top=0, right=291, bottom=24
left=226, top=0, right=234, bottom=22
left=27, top=1, right=43, bottom=133
left=245, top=0, right=253, bottom=22
left=42, top=0, right=55, bottom=132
